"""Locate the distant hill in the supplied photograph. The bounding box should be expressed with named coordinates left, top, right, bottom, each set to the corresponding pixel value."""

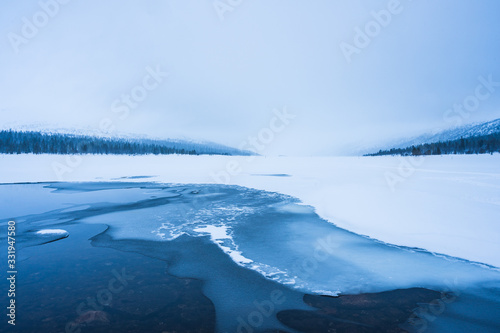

left=0, top=130, right=254, bottom=156
left=365, top=118, right=500, bottom=156
left=388, top=118, right=500, bottom=150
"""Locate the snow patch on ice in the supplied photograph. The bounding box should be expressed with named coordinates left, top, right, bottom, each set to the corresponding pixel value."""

left=36, top=229, right=68, bottom=236
left=193, top=225, right=231, bottom=240
left=152, top=222, right=186, bottom=240
left=194, top=225, right=253, bottom=264
left=313, top=289, right=341, bottom=297
left=275, top=203, right=315, bottom=214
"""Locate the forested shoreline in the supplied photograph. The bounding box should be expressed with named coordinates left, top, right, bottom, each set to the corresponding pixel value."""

left=0, top=130, right=243, bottom=156
left=366, top=133, right=500, bottom=156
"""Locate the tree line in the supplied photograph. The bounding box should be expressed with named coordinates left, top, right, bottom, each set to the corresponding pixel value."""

left=0, top=130, right=237, bottom=156
left=366, top=132, right=500, bottom=156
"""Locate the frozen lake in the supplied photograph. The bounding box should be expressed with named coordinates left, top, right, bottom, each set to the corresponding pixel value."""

left=1, top=181, right=500, bottom=332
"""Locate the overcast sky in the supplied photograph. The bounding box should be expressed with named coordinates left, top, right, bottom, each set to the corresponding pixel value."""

left=1, top=0, right=500, bottom=155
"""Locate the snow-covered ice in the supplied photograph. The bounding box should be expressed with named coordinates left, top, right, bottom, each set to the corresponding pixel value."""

left=2, top=154, right=500, bottom=332
left=35, top=229, right=68, bottom=235
left=1, top=153, right=499, bottom=268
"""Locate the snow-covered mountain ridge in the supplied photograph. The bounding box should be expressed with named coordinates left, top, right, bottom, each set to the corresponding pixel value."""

left=390, top=118, right=500, bottom=150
